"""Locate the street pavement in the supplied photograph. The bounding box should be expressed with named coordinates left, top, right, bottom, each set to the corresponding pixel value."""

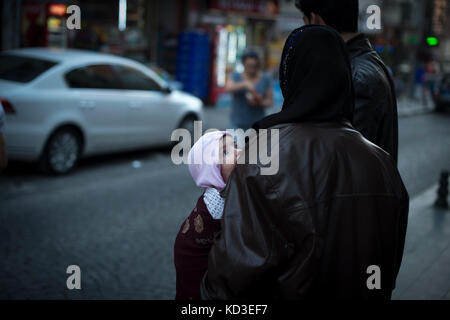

left=0, top=106, right=449, bottom=299
left=392, top=185, right=450, bottom=300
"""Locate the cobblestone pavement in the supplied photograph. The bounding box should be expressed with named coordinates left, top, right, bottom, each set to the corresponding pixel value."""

left=0, top=108, right=449, bottom=299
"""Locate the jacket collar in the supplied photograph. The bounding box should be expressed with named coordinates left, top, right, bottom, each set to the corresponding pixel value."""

left=346, top=33, right=374, bottom=60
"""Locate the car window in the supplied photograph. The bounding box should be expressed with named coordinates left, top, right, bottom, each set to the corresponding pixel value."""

left=114, top=65, right=162, bottom=91
left=0, top=54, right=57, bottom=83
left=65, top=65, right=123, bottom=89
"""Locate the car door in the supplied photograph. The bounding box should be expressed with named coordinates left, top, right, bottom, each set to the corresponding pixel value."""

left=65, top=64, right=133, bottom=152
left=112, top=64, right=175, bottom=147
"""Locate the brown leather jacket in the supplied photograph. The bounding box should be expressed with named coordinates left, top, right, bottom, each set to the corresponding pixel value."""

left=201, top=121, right=409, bottom=300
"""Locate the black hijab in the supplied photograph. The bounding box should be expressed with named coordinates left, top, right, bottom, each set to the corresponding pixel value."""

left=253, top=25, right=354, bottom=129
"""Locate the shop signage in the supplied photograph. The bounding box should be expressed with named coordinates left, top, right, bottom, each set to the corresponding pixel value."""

left=210, top=0, right=278, bottom=15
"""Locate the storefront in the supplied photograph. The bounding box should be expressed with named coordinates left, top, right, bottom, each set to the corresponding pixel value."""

left=21, top=0, right=73, bottom=48
left=181, top=0, right=279, bottom=104
left=17, top=0, right=159, bottom=64
left=68, top=0, right=152, bottom=62
left=357, top=0, right=428, bottom=99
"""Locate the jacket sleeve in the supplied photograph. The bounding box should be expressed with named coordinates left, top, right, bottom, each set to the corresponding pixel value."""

left=200, top=164, right=287, bottom=300
left=352, top=70, right=383, bottom=143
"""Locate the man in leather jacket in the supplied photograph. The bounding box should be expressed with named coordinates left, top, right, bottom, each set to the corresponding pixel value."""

left=296, top=0, right=399, bottom=164
left=200, top=25, right=409, bottom=300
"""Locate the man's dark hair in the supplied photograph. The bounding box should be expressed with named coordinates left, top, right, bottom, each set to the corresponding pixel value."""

left=295, top=0, right=359, bottom=33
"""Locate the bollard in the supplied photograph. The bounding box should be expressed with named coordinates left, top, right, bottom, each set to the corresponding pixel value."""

left=434, top=171, right=449, bottom=209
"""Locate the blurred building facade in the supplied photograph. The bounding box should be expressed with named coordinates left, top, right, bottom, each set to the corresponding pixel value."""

left=1, top=0, right=449, bottom=103
left=359, top=0, right=449, bottom=99
left=1, top=0, right=162, bottom=62
left=181, top=0, right=293, bottom=103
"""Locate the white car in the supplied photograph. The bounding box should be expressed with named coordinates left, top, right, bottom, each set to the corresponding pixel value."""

left=0, top=48, right=203, bottom=174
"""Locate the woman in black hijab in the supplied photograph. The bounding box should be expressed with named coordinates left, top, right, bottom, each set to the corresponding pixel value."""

left=253, top=24, right=354, bottom=129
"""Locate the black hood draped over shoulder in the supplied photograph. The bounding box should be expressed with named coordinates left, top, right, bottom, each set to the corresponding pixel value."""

left=253, top=25, right=355, bottom=129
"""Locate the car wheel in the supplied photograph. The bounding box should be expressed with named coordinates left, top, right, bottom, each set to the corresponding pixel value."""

left=39, top=128, right=82, bottom=175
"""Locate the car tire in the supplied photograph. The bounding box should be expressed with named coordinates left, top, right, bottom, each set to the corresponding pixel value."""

left=38, top=127, right=82, bottom=175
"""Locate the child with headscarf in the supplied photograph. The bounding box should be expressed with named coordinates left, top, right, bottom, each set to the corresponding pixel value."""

left=174, top=131, right=241, bottom=300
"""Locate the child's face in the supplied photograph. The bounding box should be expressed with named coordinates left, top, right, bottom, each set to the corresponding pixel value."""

left=220, top=135, right=242, bottom=184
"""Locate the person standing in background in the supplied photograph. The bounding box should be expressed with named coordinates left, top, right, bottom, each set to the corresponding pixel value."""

left=225, top=51, right=273, bottom=136
left=0, top=105, right=8, bottom=172
left=424, top=59, right=440, bottom=106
